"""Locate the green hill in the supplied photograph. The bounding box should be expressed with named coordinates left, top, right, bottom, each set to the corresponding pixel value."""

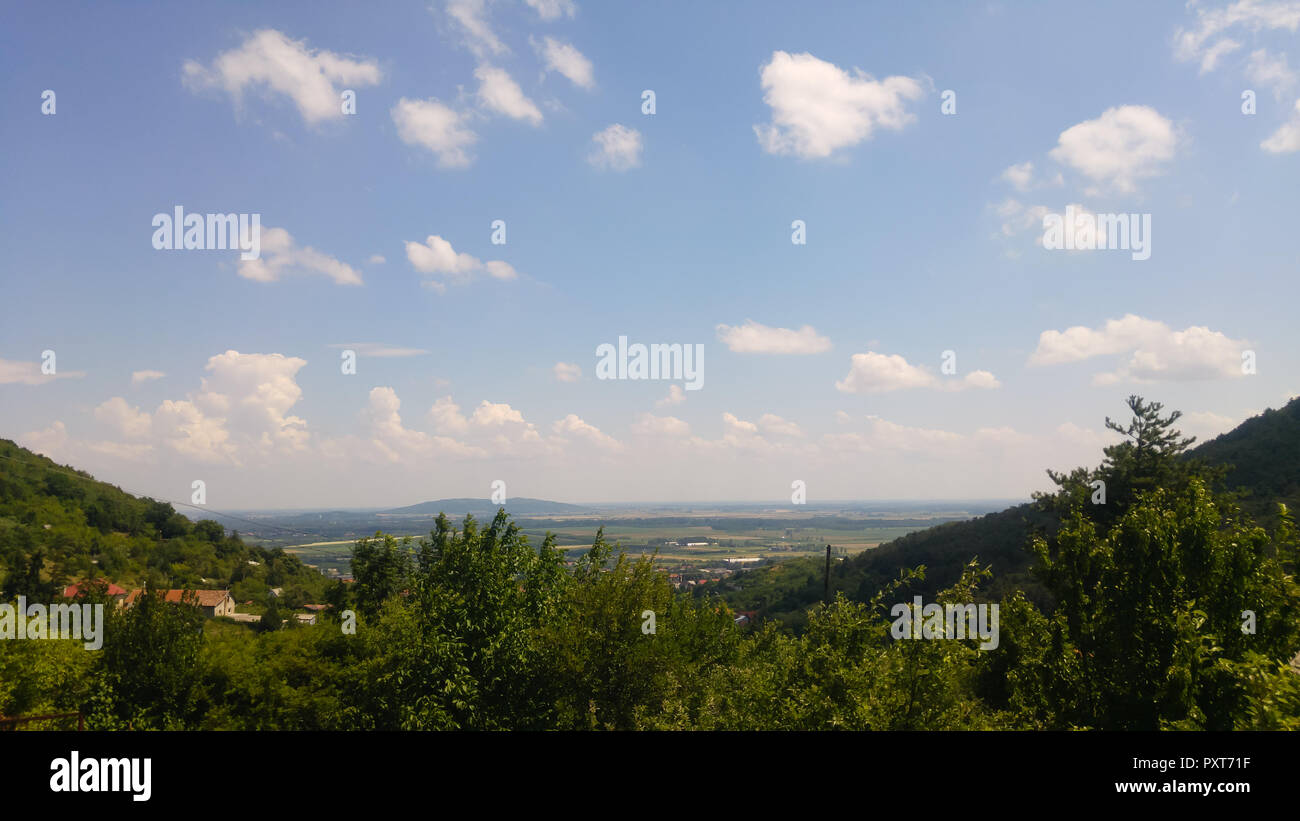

left=716, top=396, right=1300, bottom=628
left=0, top=438, right=327, bottom=607
left=385, top=497, right=588, bottom=515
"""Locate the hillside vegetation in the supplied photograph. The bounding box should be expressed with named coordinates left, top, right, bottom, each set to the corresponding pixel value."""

left=717, top=396, right=1300, bottom=627
left=1, top=396, right=1297, bottom=730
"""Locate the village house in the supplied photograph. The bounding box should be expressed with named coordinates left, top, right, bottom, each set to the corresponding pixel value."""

left=124, top=588, right=236, bottom=618
left=61, top=580, right=130, bottom=607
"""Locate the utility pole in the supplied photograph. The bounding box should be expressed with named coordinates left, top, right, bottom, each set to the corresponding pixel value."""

left=823, top=544, right=832, bottom=605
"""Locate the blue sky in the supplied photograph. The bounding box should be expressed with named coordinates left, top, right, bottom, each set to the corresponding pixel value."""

left=2, top=0, right=1298, bottom=508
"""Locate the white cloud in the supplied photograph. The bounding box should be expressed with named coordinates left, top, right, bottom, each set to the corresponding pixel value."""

left=1048, top=106, right=1178, bottom=193
left=715, top=320, right=832, bottom=354
left=0, top=357, right=85, bottom=385
left=1262, top=97, right=1300, bottom=152
left=362, top=387, right=484, bottom=463
left=553, top=414, right=623, bottom=452
left=151, top=399, right=235, bottom=464
left=368, top=254, right=386, bottom=265
left=182, top=29, right=381, bottom=125
left=94, top=397, right=151, bottom=439
left=588, top=124, right=642, bottom=171
left=475, top=64, right=543, bottom=125
left=429, top=396, right=470, bottom=434
left=1246, top=48, right=1297, bottom=95
left=753, top=51, right=924, bottom=159
left=1174, top=1, right=1300, bottom=71
left=535, top=36, right=594, bottom=89
left=836, top=352, right=932, bottom=394
left=655, top=384, right=685, bottom=407
left=446, top=0, right=507, bottom=57
left=631, top=413, right=690, bottom=437
left=758, top=413, right=804, bottom=437
left=994, top=198, right=1051, bottom=238
left=835, top=352, right=999, bottom=393
left=19, top=422, right=70, bottom=459
left=391, top=97, right=478, bottom=168
left=1199, top=38, right=1243, bottom=73
left=958, top=370, right=1002, bottom=390
left=131, top=370, right=165, bottom=385
left=405, top=234, right=518, bottom=291
left=472, top=400, right=527, bottom=427
left=524, top=0, right=576, bottom=20
left=722, top=412, right=758, bottom=435
left=237, top=227, right=362, bottom=285
left=554, top=362, right=582, bottom=382
left=1029, top=314, right=1249, bottom=383
left=1001, top=161, right=1035, bottom=191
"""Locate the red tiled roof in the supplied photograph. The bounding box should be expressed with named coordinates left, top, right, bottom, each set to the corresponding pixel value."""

left=62, top=580, right=128, bottom=598
left=125, top=588, right=231, bottom=607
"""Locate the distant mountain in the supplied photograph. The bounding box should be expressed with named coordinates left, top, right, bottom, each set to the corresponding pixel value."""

left=384, top=497, right=588, bottom=516
left=717, top=397, right=1300, bottom=628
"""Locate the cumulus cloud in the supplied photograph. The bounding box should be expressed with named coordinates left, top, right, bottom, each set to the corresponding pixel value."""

left=655, top=385, right=685, bottom=407
left=391, top=97, right=478, bottom=167
left=475, top=64, right=543, bottom=125
left=631, top=413, right=690, bottom=437
left=835, top=352, right=1000, bottom=393
left=553, top=362, right=582, bottom=382
left=404, top=234, right=518, bottom=291
left=238, top=227, right=362, bottom=285
left=428, top=396, right=470, bottom=435
left=758, top=413, right=804, bottom=437
left=716, top=320, right=832, bottom=354
left=1047, top=105, right=1178, bottom=193
left=131, top=370, right=165, bottom=385
left=588, top=124, right=642, bottom=170
left=535, top=36, right=594, bottom=88
left=182, top=29, right=381, bottom=125
left=94, top=397, right=151, bottom=439
left=753, top=51, right=924, bottom=159
left=1029, top=314, right=1249, bottom=383
left=553, top=414, right=623, bottom=452
left=361, top=386, right=485, bottom=463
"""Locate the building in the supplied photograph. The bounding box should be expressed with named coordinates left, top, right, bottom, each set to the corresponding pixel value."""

left=62, top=580, right=129, bottom=606
left=295, top=613, right=316, bottom=626
left=125, top=588, right=236, bottom=618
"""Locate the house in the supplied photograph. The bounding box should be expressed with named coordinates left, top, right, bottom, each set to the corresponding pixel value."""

left=303, top=604, right=329, bottom=612
left=62, top=580, right=129, bottom=606
left=125, top=589, right=236, bottom=618
left=269, top=587, right=283, bottom=598
left=295, top=613, right=316, bottom=626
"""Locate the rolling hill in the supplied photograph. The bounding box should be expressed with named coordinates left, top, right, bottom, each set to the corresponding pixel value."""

left=716, top=396, right=1300, bottom=629
left=384, top=497, right=589, bottom=516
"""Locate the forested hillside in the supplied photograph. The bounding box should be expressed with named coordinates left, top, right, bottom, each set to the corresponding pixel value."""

left=717, top=396, right=1300, bottom=626
left=0, top=438, right=327, bottom=606
left=1, top=396, right=1297, bottom=730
